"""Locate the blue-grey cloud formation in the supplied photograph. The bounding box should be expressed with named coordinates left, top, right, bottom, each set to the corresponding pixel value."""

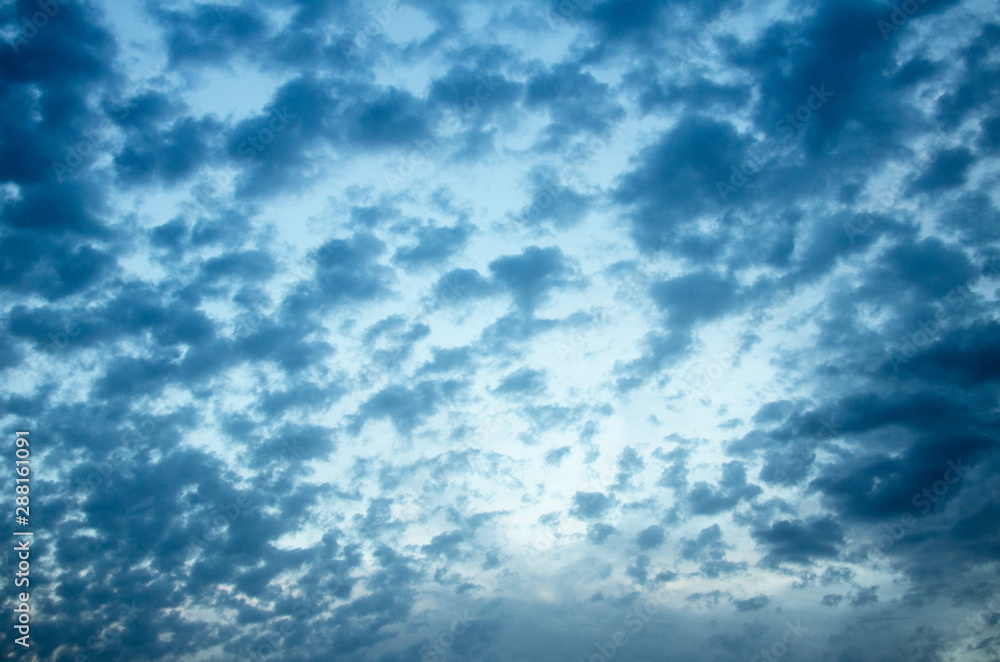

left=2, top=0, right=999, bottom=660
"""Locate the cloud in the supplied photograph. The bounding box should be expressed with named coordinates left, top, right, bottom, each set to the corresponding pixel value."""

left=488, top=245, right=579, bottom=313
left=351, top=380, right=460, bottom=436
left=392, top=222, right=472, bottom=270
left=752, top=517, right=845, bottom=567
left=734, top=595, right=770, bottom=612
left=571, top=491, right=613, bottom=520
left=636, top=525, right=665, bottom=550
left=493, top=367, right=547, bottom=398
left=688, top=462, right=762, bottom=516
left=614, top=115, right=746, bottom=254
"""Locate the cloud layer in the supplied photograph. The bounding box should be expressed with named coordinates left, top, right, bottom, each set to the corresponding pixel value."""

left=2, top=0, right=999, bottom=660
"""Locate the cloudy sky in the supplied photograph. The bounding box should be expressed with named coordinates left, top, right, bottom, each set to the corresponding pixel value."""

left=2, top=0, right=1000, bottom=660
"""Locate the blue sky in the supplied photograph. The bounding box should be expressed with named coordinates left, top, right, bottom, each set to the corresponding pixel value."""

left=2, top=0, right=1000, bottom=660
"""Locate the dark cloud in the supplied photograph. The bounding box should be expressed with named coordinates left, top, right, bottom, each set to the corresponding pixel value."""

left=430, top=268, right=497, bottom=307
left=636, top=525, right=665, bottom=550
left=614, top=115, right=746, bottom=254
left=570, top=491, right=613, bottom=520
left=351, top=380, right=460, bottom=436
left=153, top=3, right=270, bottom=67
left=282, top=232, right=395, bottom=318
left=515, top=171, right=592, bottom=229
left=493, top=367, right=547, bottom=398
left=417, top=346, right=474, bottom=376
left=487, top=245, right=579, bottom=313
left=392, top=222, right=471, bottom=270
left=115, top=115, right=223, bottom=185
left=821, top=594, right=844, bottom=607
left=346, top=86, right=435, bottom=149
left=752, top=517, right=845, bottom=567
left=848, top=586, right=879, bottom=607
left=734, top=595, right=770, bottom=612
left=587, top=523, right=617, bottom=544
left=544, top=446, right=572, bottom=466
left=688, top=462, right=762, bottom=516
left=681, top=524, right=728, bottom=562
left=524, top=61, right=625, bottom=149
left=649, top=270, right=740, bottom=330
left=907, top=147, right=975, bottom=194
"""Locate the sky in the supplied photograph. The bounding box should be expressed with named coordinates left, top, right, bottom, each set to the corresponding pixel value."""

left=1, top=0, right=1000, bottom=660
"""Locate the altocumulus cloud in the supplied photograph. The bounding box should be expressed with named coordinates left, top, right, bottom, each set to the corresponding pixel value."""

left=2, top=0, right=1000, bottom=660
